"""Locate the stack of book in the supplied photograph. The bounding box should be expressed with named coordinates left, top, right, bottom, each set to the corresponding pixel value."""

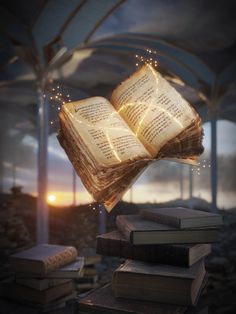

left=76, top=248, right=101, bottom=293
left=78, top=207, right=223, bottom=313
left=1, top=244, right=84, bottom=312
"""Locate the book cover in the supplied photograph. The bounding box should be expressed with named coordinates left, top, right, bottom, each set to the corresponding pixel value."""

left=96, top=230, right=211, bottom=267
left=79, top=283, right=187, bottom=314
left=112, top=259, right=206, bottom=306
left=1, top=281, right=73, bottom=305
left=10, top=244, right=77, bottom=275
left=116, top=215, right=219, bottom=245
left=141, top=207, right=223, bottom=229
left=16, top=257, right=84, bottom=279
left=15, top=277, right=70, bottom=291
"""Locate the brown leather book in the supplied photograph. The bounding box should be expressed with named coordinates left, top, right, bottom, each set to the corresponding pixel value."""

left=116, top=215, right=219, bottom=245
left=141, top=207, right=223, bottom=229
left=112, top=259, right=206, bottom=306
left=79, top=283, right=187, bottom=314
left=10, top=244, right=77, bottom=275
left=96, top=230, right=211, bottom=267
left=1, top=281, right=73, bottom=305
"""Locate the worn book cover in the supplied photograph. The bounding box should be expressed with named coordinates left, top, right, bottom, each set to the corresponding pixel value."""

left=1, top=281, right=73, bottom=305
left=79, top=283, right=187, bottom=314
left=15, top=277, right=70, bottom=291
left=58, top=64, right=204, bottom=211
left=112, top=259, right=206, bottom=306
left=141, top=207, right=223, bottom=229
left=10, top=244, right=77, bottom=275
left=96, top=230, right=211, bottom=267
left=16, top=257, right=84, bottom=279
left=116, top=215, right=219, bottom=245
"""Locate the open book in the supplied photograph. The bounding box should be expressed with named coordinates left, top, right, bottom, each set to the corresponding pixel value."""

left=58, top=65, right=204, bottom=211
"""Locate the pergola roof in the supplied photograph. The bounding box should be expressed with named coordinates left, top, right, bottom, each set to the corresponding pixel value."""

left=0, top=0, right=236, bottom=136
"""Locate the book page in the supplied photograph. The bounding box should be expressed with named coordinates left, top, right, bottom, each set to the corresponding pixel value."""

left=111, top=65, right=197, bottom=157
left=62, top=97, right=151, bottom=167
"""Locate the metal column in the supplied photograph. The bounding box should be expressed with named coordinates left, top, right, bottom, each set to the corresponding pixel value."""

left=211, top=116, right=218, bottom=212
left=37, top=84, right=49, bottom=244
left=72, top=168, right=76, bottom=206
left=188, top=166, right=193, bottom=208
left=179, top=163, right=184, bottom=199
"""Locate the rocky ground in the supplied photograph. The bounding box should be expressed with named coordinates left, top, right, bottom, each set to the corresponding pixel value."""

left=0, top=193, right=235, bottom=313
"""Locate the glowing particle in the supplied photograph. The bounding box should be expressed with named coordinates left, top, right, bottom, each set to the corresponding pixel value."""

left=50, top=96, right=53, bottom=100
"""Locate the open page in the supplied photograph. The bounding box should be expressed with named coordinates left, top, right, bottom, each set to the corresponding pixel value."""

left=111, top=65, right=198, bottom=157
left=62, top=97, right=151, bottom=168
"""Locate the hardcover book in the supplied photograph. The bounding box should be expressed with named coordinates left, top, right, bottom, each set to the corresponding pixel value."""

left=112, top=259, right=206, bottom=306
left=15, top=277, right=70, bottom=291
left=96, top=230, right=211, bottom=267
left=16, top=257, right=84, bottom=279
left=116, top=215, right=219, bottom=245
left=141, top=207, right=223, bottom=229
left=58, top=64, right=204, bottom=211
left=1, top=281, right=73, bottom=305
left=79, top=283, right=187, bottom=314
left=10, top=244, right=77, bottom=275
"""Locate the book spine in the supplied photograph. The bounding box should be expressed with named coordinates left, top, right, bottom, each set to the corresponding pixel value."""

left=96, top=235, right=191, bottom=266
left=116, top=216, right=133, bottom=242
left=141, top=210, right=181, bottom=228
left=43, top=247, right=77, bottom=274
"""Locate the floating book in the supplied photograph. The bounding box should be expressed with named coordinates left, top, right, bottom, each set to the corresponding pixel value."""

left=141, top=207, right=223, bottom=229
left=10, top=244, right=78, bottom=276
left=79, top=283, right=187, bottom=314
left=16, top=257, right=84, bottom=279
left=112, top=259, right=206, bottom=306
left=58, top=64, right=204, bottom=211
left=96, top=230, right=211, bottom=267
left=116, top=215, right=219, bottom=245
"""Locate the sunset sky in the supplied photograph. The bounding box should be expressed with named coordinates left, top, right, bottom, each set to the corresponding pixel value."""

left=3, top=120, right=236, bottom=209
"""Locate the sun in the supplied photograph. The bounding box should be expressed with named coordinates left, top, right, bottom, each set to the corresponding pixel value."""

left=47, top=194, right=56, bottom=203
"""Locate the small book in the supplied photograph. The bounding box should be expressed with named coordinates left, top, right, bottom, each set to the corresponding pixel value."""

left=96, top=230, right=211, bottom=267
left=15, top=277, right=70, bottom=291
left=141, top=207, right=223, bottom=229
left=1, top=281, right=73, bottom=305
left=116, top=215, right=219, bottom=245
left=10, top=244, right=77, bottom=276
left=79, top=283, right=187, bottom=314
left=81, top=248, right=102, bottom=266
left=77, top=282, right=100, bottom=293
left=112, top=259, right=206, bottom=306
left=16, top=257, right=84, bottom=279
left=58, top=64, right=204, bottom=211
left=83, top=265, right=98, bottom=277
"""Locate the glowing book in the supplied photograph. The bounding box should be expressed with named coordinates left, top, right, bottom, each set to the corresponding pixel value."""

left=58, top=65, right=204, bottom=211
